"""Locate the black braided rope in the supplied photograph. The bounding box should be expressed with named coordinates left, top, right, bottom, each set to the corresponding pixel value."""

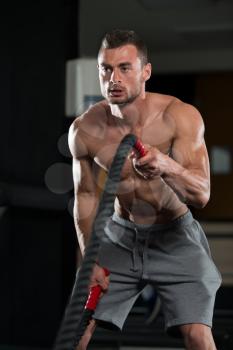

left=53, top=134, right=137, bottom=350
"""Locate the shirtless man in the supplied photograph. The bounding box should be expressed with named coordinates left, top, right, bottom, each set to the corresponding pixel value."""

left=68, top=29, right=221, bottom=350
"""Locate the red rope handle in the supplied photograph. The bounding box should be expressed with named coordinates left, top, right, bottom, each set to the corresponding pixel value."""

left=134, top=139, right=147, bottom=157
left=85, top=268, right=110, bottom=311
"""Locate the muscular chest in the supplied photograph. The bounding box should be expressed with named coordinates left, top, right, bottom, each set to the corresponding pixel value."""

left=89, top=119, right=173, bottom=180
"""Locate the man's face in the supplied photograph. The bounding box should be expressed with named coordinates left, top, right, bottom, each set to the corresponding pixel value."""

left=98, top=44, right=151, bottom=105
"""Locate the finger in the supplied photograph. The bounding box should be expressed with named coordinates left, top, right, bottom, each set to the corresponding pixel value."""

left=99, top=280, right=109, bottom=291
left=134, top=164, right=152, bottom=175
left=129, top=150, right=137, bottom=159
left=135, top=153, right=152, bottom=166
left=132, top=165, right=150, bottom=180
left=98, top=276, right=109, bottom=289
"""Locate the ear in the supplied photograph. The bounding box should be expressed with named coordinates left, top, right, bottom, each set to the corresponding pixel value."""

left=143, top=63, right=152, bottom=82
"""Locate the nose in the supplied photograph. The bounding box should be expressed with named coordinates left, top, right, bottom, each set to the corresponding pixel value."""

left=110, top=68, right=121, bottom=84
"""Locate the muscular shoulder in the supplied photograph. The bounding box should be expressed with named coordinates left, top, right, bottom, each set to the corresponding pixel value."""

left=68, top=101, right=108, bottom=158
left=164, top=98, right=205, bottom=140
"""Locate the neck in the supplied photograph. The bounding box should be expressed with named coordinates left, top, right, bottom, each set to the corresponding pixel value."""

left=109, top=92, right=147, bottom=128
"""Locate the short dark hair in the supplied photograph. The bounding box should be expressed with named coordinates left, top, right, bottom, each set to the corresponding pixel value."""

left=99, top=29, right=148, bottom=65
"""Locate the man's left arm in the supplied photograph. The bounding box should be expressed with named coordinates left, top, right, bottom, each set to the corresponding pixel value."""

left=134, top=103, right=210, bottom=208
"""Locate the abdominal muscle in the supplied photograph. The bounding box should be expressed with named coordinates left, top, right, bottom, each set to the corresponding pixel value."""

left=114, top=175, right=188, bottom=225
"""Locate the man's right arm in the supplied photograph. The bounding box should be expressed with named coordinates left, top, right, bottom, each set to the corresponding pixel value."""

left=68, top=120, right=109, bottom=290
left=68, top=121, right=99, bottom=255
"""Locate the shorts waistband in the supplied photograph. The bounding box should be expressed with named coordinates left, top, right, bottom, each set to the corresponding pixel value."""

left=112, top=209, right=194, bottom=232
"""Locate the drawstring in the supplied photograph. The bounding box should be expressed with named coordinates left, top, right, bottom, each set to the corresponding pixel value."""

left=143, top=230, right=150, bottom=276
left=130, top=226, right=151, bottom=274
left=130, top=226, right=139, bottom=272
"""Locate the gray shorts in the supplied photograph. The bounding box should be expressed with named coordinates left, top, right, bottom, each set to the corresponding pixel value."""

left=94, top=210, right=222, bottom=336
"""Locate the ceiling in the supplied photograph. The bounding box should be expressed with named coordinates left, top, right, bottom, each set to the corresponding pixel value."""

left=78, top=0, right=233, bottom=73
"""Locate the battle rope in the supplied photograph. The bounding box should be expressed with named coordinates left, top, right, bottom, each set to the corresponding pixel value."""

left=53, top=134, right=147, bottom=350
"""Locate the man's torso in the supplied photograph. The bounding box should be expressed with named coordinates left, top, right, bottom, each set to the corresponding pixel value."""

left=76, top=92, right=188, bottom=224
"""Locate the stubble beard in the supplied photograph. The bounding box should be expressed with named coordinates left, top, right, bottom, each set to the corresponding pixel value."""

left=106, top=86, right=142, bottom=107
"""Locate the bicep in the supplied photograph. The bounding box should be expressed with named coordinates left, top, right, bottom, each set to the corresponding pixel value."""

left=69, top=119, right=103, bottom=219
left=72, top=156, right=98, bottom=194
left=72, top=156, right=100, bottom=223
left=171, top=111, right=210, bottom=179
left=68, top=119, right=98, bottom=193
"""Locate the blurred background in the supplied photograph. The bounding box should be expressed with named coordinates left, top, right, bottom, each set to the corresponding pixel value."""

left=1, top=0, right=233, bottom=349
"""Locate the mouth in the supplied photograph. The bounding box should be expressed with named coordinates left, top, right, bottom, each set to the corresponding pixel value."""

left=108, top=87, right=124, bottom=97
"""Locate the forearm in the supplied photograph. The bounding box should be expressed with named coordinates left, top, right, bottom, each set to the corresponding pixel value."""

left=73, top=193, right=99, bottom=256
left=162, top=157, right=210, bottom=208
left=73, top=194, right=109, bottom=291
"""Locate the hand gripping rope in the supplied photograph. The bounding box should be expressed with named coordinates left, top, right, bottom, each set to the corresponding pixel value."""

left=53, top=134, right=147, bottom=350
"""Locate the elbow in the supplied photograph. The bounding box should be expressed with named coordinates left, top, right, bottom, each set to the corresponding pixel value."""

left=193, top=191, right=210, bottom=209
left=193, top=179, right=210, bottom=209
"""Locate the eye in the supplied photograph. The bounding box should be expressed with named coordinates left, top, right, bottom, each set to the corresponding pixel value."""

left=101, top=66, right=112, bottom=73
left=121, top=66, right=130, bottom=72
